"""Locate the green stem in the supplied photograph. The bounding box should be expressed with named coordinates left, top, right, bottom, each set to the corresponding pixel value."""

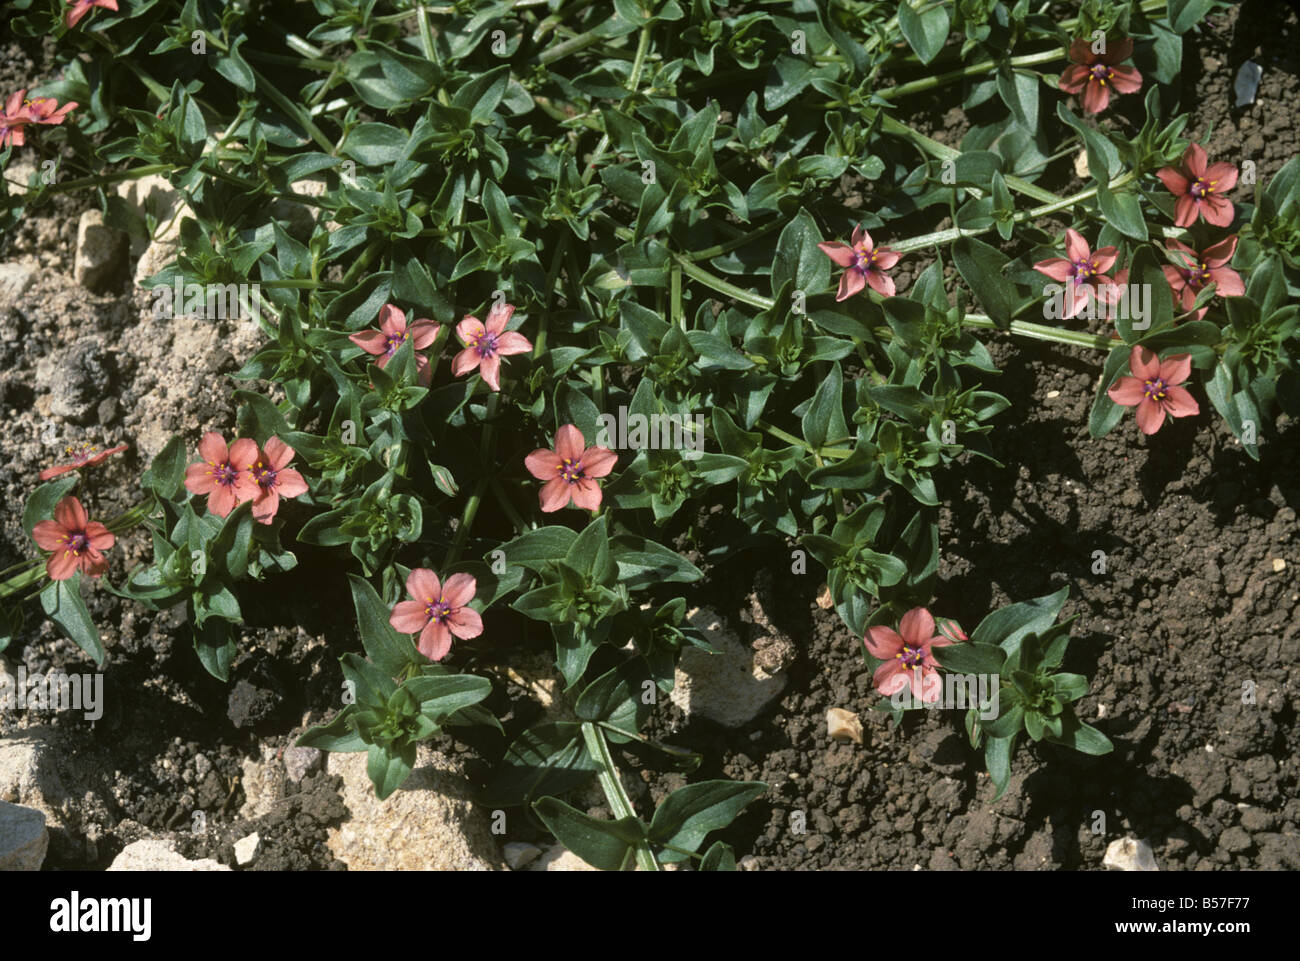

left=880, top=48, right=1065, bottom=100
left=580, top=722, right=659, bottom=871
left=581, top=24, right=652, bottom=186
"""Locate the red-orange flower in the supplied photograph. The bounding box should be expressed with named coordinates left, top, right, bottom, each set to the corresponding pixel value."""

left=1156, top=143, right=1238, bottom=228
left=389, top=568, right=483, bottom=662
left=349, top=304, right=440, bottom=387
left=524, top=424, right=617, bottom=512
left=1107, top=346, right=1199, bottom=434
left=864, top=607, right=955, bottom=703
left=184, top=431, right=259, bottom=517
left=248, top=437, right=309, bottom=525
left=0, top=90, right=29, bottom=148
left=1058, top=36, right=1143, bottom=114
left=40, top=442, right=129, bottom=481
left=32, top=496, right=114, bottom=581
left=66, top=0, right=118, bottom=29
left=1161, top=236, right=1244, bottom=319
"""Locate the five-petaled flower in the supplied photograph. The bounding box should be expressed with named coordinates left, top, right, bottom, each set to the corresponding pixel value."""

left=23, top=96, right=77, bottom=126
left=1161, top=236, right=1244, bottom=320
left=1157, top=143, right=1238, bottom=228
left=349, top=304, right=440, bottom=387
left=184, top=431, right=258, bottom=518
left=40, top=442, right=129, bottom=481
left=1033, top=228, right=1122, bottom=319
left=451, top=301, right=532, bottom=392
left=66, top=0, right=119, bottom=29
left=1107, top=346, right=1200, bottom=435
left=818, top=226, right=901, bottom=301
left=389, top=568, right=483, bottom=662
left=248, top=437, right=309, bottom=525
left=1, top=91, right=29, bottom=148
left=864, top=607, right=955, bottom=703
left=1058, top=36, right=1143, bottom=114
left=524, top=424, right=617, bottom=512
left=32, top=496, right=114, bottom=581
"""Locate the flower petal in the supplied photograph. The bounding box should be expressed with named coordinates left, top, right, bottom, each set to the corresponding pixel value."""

left=1107, top=375, right=1146, bottom=406
left=1158, top=353, right=1193, bottom=386
left=1162, top=384, right=1199, bottom=418
left=1156, top=167, right=1189, bottom=196
left=418, top=622, right=453, bottom=662
left=1110, top=65, right=1142, bottom=93
left=273, top=467, right=309, bottom=498
left=441, top=572, right=478, bottom=608
left=1208, top=266, right=1244, bottom=297
left=1201, top=234, right=1238, bottom=267
left=447, top=605, right=484, bottom=641
left=227, top=437, right=259, bottom=470
left=1206, top=162, right=1238, bottom=192
left=55, top=496, right=88, bottom=532
left=456, top=316, right=485, bottom=345
left=486, top=301, right=515, bottom=334
left=898, top=607, right=936, bottom=646
left=349, top=330, right=387, bottom=355
left=570, top=478, right=603, bottom=511
left=555, top=424, right=585, bottom=462
left=32, top=520, right=67, bottom=551
left=1136, top=399, right=1166, bottom=434
left=1034, top=258, right=1073, bottom=283
left=864, top=626, right=903, bottom=659
left=406, top=568, right=442, bottom=604
left=495, top=331, right=532, bottom=356
left=1064, top=228, right=1090, bottom=263
left=836, top=268, right=866, bottom=301
left=390, top=601, right=430, bottom=634
left=865, top=270, right=896, bottom=297
left=818, top=241, right=856, bottom=268
left=197, top=430, right=228, bottom=464
left=539, top=478, right=571, bottom=512
left=1173, top=194, right=1198, bottom=228
left=581, top=446, right=618, bottom=478
left=524, top=448, right=562, bottom=480
left=451, top=347, right=481, bottom=378
left=1081, top=79, right=1109, bottom=114
left=1181, top=142, right=1208, bottom=179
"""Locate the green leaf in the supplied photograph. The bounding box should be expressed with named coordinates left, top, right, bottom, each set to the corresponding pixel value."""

left=648, top=780, right=767, bottom=862
left=403, top=673, right=492, bottom=722
left=996, top=64, right=1039, bottom=128
left=297, top=706, right=367, bottom=752
left=985, top=734, right=1014, bottom=799
left=367, top=741, right=416, bottom=800
left=971, top=587, right=1068, bottom=652
left=610, top=536, right=703, bottom=589
left=952, top=236, right=1016, bottom=328
left=193, top=615, right=235, bottom=681
left=575, top=658, right=652, bottom=738
left=23, top=475, right=80, bottom=537
left=1097, top=181, right=1148, bottom=242
left=482, top=722, right=598, bottom=807
left=1089, top=343, right=1135, bottom=438
left=533, top=796, right=646, bottom=871
left=699, top=840, right=738, bottom=871
left=141, top=435, right=188, bottom=501
left=933, top=642, right=1006, bottom=675
left=39, top=575, right=105, bottom=666
left=1049, top=715, right=1114, bottom=755
left=771, top=208, right=831, bottom=300
left=801, top=361, right=846, bottom=449
left=348, top=574, right=420, bottom=676
left=898, top=0, right=950, bottom=65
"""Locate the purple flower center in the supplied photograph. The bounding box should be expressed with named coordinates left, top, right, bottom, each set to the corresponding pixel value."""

left=384, top=331, right=408, bottom=357
left=852, top=243, right=878, bottom=274
left=214, top=462, right=240, bottom=486
left=1189, top=178, right=1209, bottom=198
left=558, top=457, right=584, bottom=484
left=424, top=597, right=451, bottom=623
left=1072, top=258, right=1097, bottom=284
left=1183, top=262, right=1211, bottom=288
left=472, top=331, right=499, bottom=358
left=1143, top=378, right=1168, bottom=401
left=65, top=532, right=89, bottom=554
left=898, top=644, right=926, bottom=667
left=1090, top=64, right=1113, bottom=83
left=253, top=463, right=278, bottom=491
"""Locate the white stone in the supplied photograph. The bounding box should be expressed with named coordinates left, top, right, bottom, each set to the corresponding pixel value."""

left=325, top=745, right=504, bottom=870
left=1103, top=837, right=1158, bottom=872
left=108, top=839, right=230, bottom=871
left=670, top=607, right=787, bottom=728
left=532, top=844, right=600, bottom=871
left=0, top=801, right=48, bottom=870
left=74, top=209, right=127, bottom=291
left=234, top=832, right=261, bottom=866
left=0, top=258, right=39, bottom=305
left=503, top=841, right=542, bottom=870
left=827, top=708, right=864, bottom=745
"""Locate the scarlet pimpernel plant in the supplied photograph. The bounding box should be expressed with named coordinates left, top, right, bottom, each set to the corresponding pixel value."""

left=3, top=0, right=1297, bottom=869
